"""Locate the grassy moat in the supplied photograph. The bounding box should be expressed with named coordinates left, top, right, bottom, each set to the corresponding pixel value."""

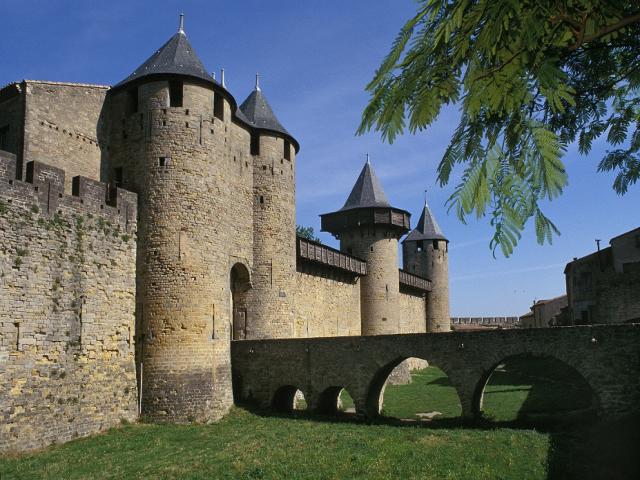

left=2, top=358, right=638, bottom=479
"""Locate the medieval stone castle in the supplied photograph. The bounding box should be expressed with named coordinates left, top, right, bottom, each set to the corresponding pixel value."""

left=0, top=17, right=451, bottom=451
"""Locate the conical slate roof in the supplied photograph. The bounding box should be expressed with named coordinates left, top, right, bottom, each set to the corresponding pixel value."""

left=404, top=200, right=447, bottom=242
left=239, top=88, right=290, bottom=137
left=341, top=160, right=390, bottom=210
left=115, top=20, right=216, bottom=89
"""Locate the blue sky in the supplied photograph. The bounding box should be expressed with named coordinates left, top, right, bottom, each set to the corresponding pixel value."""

left=2, top=1, right=638, bottom=316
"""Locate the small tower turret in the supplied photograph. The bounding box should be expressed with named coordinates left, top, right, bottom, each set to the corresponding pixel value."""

left=240, top=79, right=299, bottom=339
left=402, top=194, right=450, bottom=332
left=321, top=159, right=410, bottom=335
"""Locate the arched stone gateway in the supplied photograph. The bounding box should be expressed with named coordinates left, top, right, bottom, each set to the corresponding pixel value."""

left=231, top=324, right=640, bottom=421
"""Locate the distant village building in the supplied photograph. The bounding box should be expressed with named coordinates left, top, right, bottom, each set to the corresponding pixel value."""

left=519, top=295, right=568, bottom=328
left=450, top=316, right=519, bottom=331
left=563, top=227, right=640, bottom=325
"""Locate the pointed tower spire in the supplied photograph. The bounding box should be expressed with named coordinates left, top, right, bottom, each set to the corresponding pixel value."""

left=239, top=83, right=292, bottom=137
left=114, top=17, right=216, bottom=89
left=341, top=159, right=390, bottom=210
left=404, top=191, right=447, bottom=242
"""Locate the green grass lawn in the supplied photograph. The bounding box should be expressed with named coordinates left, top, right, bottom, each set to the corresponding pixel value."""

left=0, top=408, right=549, bottom=480
left=1, top=357, right=638, bottom=479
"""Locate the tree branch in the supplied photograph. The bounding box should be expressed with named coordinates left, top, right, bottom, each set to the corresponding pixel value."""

left=570, top=13, right=640, bottom=51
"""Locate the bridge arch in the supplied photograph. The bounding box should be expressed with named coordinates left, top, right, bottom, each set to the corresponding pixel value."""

left=316, top=386, right=357, bottom=414
left=365, top=356, right=463, bottom=419
left=472, top=352, right=600, bottom=421
left=272, top=385, right=307, bottom=413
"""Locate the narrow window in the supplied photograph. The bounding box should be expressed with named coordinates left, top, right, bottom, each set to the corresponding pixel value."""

left=114, top=167, right=123, bottom=187
left=250, top=134, right=260, bottom=155
left=433, top=240, right=439, bottom=250
left=259, top=195, right=264, bottom=204
left=14, top=322, right=20, bottom=351
left=211, top=303, right=215, bottom=340
left=213, top=93, right=224, bottom=121
left=169, top=81, right=183, bottom=107
left=284, top=139, right=291, bottom=160
left=127, top=87, right=138, bottom=114
left=0, top=125, right=10, bottom=151
left=158, top=157, right=170, bottom=168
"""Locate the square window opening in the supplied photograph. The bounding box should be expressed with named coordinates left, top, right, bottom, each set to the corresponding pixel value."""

left=169, top=81, right=183, bottom=107
left=214, top=93, right=224, bottom=121
left=251, top=134, right=260, bottom=156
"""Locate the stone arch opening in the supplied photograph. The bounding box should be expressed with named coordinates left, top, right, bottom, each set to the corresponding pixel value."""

left=272, top=385, right=307, bottom=413
left=366, top=357, right=461, bottom=420
left=230, top=263, right=251, bottom=340
left=474, top=353, right=598, bottom=423
left=317, top=386, right=356, bottom=415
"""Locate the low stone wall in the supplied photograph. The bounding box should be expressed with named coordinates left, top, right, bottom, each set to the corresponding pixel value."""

left=0, top=152, right=138, bottom=453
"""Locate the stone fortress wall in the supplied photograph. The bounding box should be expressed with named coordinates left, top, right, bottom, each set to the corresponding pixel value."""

left=0, top=21, right=449, bottom=452
left=0, top=150, right=138, bottom=453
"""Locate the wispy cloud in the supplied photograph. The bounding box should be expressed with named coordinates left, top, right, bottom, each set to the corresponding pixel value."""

left=451, top=262, right=566, bottom=282
left=448, top=236, right=492, bottom=251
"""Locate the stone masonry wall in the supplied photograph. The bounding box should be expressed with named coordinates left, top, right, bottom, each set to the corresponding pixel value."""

left=0, top=152, right=138, bottom=453
left=398, top=290, right=427, bottom=333
left=341, top=229, right=401, bottom=335
left=403, top=239, right=450, bottom=332
left=22, top=81, right=109, bottom=192
left=293, top=264, right=361, bottom=338
left=248, top=134, right=296, bottom=338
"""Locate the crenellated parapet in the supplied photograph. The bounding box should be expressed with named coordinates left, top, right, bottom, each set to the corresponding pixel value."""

left=0, top=150, right=137, bottom=233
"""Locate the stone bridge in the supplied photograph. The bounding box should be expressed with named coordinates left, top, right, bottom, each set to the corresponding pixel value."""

left=231, top=324, right=640, bottom=419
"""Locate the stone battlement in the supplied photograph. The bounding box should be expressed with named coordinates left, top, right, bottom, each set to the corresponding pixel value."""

left=0, top=150, right=137, bottom=232
left=451, top=316, right=519, bottom=325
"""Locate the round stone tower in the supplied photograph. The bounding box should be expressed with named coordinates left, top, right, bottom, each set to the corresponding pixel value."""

left=402, top=196, right=450, bottom=332
left=106, top=16, right=255, bottom=422
left=240, top=76, right=299, bottom=339
left=321, top=159, right=410, bottom=335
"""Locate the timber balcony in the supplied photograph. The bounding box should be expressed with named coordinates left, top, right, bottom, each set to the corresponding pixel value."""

left=320, top=206, right=411, bottom=236
left=399, top=269, right=431, bottom=292
left=297, top=237, right=367, bottom=275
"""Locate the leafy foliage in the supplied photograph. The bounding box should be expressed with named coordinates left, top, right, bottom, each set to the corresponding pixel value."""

left=359, top=0, right=640, bottom=256
left=296, top=225, right=321, bottom=242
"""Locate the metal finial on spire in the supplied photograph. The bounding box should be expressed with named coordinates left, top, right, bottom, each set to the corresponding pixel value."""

left=178, top=13, right=185, bottom=34
left=211, top=71, right=216, bottom=80
left=424, top=189, right=428, bottom=206
left=365, top=153, right=370, bottom=165
left=221, top=68, right=226, bottom=88
left=255, top=73, right=261, bottom=91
